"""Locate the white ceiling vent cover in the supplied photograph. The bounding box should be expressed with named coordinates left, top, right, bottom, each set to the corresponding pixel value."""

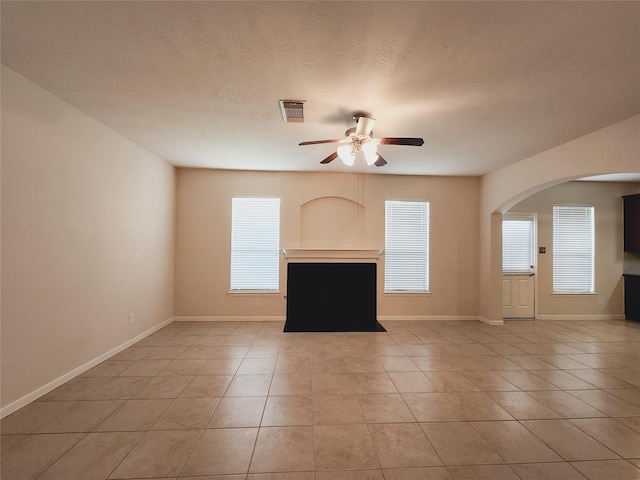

left=279, top=100, right=305, bottom=123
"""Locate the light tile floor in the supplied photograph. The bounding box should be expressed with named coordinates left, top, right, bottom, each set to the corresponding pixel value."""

left=2, top=319, right=640, bottom=479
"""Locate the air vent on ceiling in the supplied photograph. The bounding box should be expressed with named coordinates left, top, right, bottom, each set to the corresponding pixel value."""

left=279, top=100, right=305, bottom=123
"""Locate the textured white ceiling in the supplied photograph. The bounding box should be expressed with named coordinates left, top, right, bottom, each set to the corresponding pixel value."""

left=2, top=1, right=639, bottom=176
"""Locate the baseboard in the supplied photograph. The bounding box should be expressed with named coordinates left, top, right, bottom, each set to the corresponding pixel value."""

left=479, top=316, right=505, bottom=326
left=378, top=315, right=481, bottom=322
left=173, top=316, right=286, bottom=322
left=534, top=314, right=626, bottom=321
left=0, top=317, right=174, bottom=419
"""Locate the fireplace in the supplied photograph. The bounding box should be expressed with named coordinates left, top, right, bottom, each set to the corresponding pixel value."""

left=282, top=249, right=384, bottom=332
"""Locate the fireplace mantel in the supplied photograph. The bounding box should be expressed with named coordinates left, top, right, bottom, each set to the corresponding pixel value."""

left=281, top=248, right=384, bottom=262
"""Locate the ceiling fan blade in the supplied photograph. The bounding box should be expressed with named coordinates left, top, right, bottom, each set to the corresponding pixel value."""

left=355, top=115, right=376, bottom=136
left=299, top=139, right=342, bottom=146
left=379, top=137, right=424, bottom=146
left=374, top=155, right=387, bottom=167
left=320, top=152, right=338, bottom=164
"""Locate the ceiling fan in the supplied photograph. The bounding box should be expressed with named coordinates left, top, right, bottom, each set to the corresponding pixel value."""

left=299, top=113, right=424, bottom=167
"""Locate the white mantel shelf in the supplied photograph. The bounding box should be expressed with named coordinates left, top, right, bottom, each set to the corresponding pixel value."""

left=281, top=248, right=384, bottom=262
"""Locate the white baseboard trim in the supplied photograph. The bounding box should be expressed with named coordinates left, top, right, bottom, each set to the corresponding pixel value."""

left=173, top=316, right=286, bottom=322
left=534, top=314, right=626, bottom=321
left=479, top=316, right=505, bottom=326
left=0, top=317, right=174, bottom=419
left=378, top=315, right=481, bottom=322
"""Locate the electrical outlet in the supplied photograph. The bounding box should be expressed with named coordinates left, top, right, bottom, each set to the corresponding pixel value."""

left=255, top=298, right=261, bottom=307
left=128, top=313, right=134, bottom=324
left=424, top=298, right=430, bottom=307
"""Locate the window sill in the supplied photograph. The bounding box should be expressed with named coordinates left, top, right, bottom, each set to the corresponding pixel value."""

left=551, top=292, right=597, bottom=297
left=384, top=291, right=431, bottom=296
left=228, top=290, right=281, bottom=296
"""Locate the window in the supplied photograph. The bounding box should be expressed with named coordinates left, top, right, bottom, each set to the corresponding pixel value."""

left=502, top=214, right=535, bottom=274
left=553, top=205, right=594, bottom=294
left=384, top=200, right=430, bottom=292
left=230, top=197, right=280, bottom=291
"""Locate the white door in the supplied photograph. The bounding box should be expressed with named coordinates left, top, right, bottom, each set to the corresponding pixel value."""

left=502, top=214, right=536, bottom=319
left=503, top=275, right=535, bottom=318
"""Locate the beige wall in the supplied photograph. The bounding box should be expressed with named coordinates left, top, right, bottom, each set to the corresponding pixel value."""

left=1, top=67, right=177, bottom=412
left=479, top=114, right=640, bottom=323
left=508, top=181, right=640, bottom=319
left=175, top=169, right=479, bottom=320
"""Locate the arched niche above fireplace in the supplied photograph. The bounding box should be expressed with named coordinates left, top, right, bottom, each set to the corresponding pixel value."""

left=300, top=196, right=365, bottom=249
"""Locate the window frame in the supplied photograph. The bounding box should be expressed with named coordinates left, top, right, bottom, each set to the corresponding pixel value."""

left=552, top=204, right=595, bottom=295
left=502, top=213, right=536, bottom=275
left=384, top=199, right=430, bottom=293
left=229, top=196, right=281, bottom=293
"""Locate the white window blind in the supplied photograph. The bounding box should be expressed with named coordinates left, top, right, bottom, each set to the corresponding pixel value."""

left=230, top=197, right=280, bottom=291
left=502, top=214, right=535, bottom=274
left=384, top=200, right=430, bottom=292
left=553, top=205, right=594, bottom=294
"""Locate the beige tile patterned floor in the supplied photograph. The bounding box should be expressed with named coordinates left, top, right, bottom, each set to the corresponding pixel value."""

left=2, top=319, right=640, bottom=479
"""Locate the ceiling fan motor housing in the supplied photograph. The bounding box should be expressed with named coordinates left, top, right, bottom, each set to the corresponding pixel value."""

left=354, top=114, right=376, bottom=136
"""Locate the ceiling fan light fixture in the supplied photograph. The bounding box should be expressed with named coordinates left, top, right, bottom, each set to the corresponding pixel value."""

left=337, top=144, right=355, bottom=166
left=364, top=152, right=379, bottom=165
left=361, top=141, right=377, bottom=155
left=361, top=140, right=378, bottom=165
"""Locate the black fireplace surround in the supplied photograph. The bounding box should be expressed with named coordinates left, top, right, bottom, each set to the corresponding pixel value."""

left=284, top=262, right=384, bottom=332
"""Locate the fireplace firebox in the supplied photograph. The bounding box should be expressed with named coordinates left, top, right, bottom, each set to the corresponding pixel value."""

left=285, top=262, right=382, bottom=332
